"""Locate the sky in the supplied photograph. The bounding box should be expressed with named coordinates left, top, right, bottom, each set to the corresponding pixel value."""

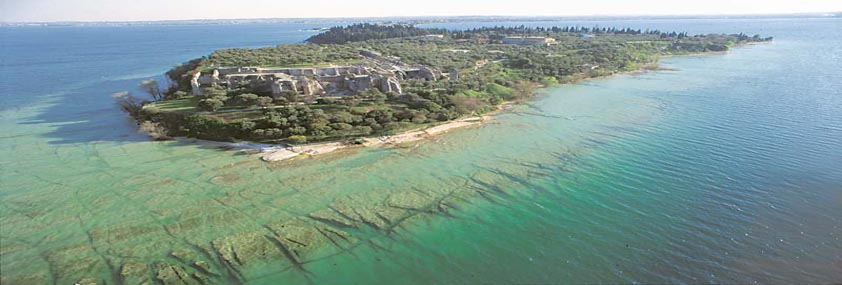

left=1, top=0, right=841, bottom=22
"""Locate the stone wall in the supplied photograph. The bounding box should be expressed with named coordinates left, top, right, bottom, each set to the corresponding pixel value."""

left=186, top=54, right=455, bottom=97
left=193, top=66, right=405, bottom=98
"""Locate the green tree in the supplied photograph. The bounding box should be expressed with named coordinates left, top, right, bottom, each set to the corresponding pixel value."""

left=235, top=93, right=260, bottom=105
left=512, top=81, right=537, bottom=100
left=288, top=135, right=308, bottom=144
left=203, top=86, right=228, bottom=99
left=282, top=90, right=299, bottom=105
left=168, top=90, right=188, bottom=100
left=198, top=98, right=224, bottom=112
left=256, top=97, right=274, bottom=107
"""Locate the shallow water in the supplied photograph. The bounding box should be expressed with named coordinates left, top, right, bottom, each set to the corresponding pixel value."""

left=1, top=18, right=841, bottom=284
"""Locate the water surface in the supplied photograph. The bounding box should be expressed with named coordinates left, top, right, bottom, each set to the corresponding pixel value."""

left=1, top=18, right=840, bottom=284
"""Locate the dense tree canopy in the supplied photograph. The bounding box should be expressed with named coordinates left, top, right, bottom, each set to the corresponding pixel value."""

left=139, top=24, right=772, bottom=143
left=305, top=23, right=448, bottom=44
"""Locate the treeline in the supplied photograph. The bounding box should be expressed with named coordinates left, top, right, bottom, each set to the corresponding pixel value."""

left=205, top=44, right=360, bottom=68
left=447, top=25, right=773, bottom=42
left=448, top=25, right=651, bottom=39
left=306, top=23, right=773, bottom=45
left=184, top=24, right=772, bottom=80
left=142, top=23, right=773, bottom=144
left=305, top=23, right=448, bottom=44
left=136, top=85, right=516, bottom=143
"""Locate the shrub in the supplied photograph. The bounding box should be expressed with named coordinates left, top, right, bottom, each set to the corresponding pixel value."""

left=203, top=86, right=228, bottom=98
left=256, top=97, right=274, bottom=107
left=273, top=97, right=289, bottom=105
left=287, top=135, right=308, bottom=144
left=239, top=121, right=256, bottom=131
left=234, top=93, right=260, bottom=105
left=168, top=91, right=188, bottom=100
left=142, top=105, right=162, bottom=115
left=485, top=83, right=514, bottom=99
left=451, top=95, right=488, bottom=114
left=139, top=121, right=170, bottom=140
left=539, top=76, right=560, bottom=85
left=198, top=98, right=224, bottom=112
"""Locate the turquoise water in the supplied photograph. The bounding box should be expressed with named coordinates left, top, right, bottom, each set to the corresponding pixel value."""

left=1, top=18, right=841, bottom=284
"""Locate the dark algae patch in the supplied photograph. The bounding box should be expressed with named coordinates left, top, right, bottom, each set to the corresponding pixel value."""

left=2, top=147, right=575, bottom=284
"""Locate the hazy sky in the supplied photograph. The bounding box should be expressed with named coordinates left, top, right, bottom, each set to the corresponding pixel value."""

left=2, top=0, right=841, bottom=22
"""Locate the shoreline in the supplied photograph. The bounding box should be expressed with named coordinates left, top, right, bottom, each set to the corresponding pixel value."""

left=185, top=61, right=693, bottom=163
left=160, top=45, right=759, bottom=163
left=260, top=114, right=495, bottom=162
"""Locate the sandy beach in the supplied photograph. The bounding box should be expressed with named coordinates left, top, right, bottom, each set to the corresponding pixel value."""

left=260, top=115, right=490, bottom=162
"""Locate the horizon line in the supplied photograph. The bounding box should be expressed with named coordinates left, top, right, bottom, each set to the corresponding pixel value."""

left=2, top=11, right=839, bottom=25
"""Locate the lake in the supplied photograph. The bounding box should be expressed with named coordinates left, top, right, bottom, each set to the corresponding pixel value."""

left=1, top=17, right=840, bottom=284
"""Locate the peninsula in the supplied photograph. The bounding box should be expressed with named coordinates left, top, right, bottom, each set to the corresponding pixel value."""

left=122, top=23, right=771, bottom=160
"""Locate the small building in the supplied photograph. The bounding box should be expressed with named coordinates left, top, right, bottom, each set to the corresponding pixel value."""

left=502, top=36, right=557, bottom=45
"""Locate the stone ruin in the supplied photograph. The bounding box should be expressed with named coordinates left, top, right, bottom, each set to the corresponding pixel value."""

left=192, top=65, right=412, bottom=99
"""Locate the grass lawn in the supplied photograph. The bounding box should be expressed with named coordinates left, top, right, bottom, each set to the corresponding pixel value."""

left=148, top=97, right=200, bottom=113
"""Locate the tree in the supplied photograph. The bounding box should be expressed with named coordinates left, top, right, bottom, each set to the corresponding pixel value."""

left=145, top=24, right=771, bottom=144
left=360, top=88, right=388, bottom=104
left=168, top=90, right=188, bottom=100
left=139, top=121, right=170, bottom=140
left=140, top=79, right=165, bottom=101
left=288, top=135, right=308, bottom=144
left=512, top=81, right=537, bottom=100
left=203, top=86, right=228, bottom=100
left=198, top=98, right=224, bottom=112
left=273, top=97, right=289, bottom=106
left=256, top=97, right=274, bottom=107
left=281, top=90, right=298, bottom=105
left=112, top=91, right=144, bottom=116
left=305, top=23, right=446, bottom=44
left=234, top=93, right=260, bottom=106
left=451, top=96, right=487, bottom=114
left=239, top=121, right=256, bottom=130
left=509, top=57, right=533, bottom=69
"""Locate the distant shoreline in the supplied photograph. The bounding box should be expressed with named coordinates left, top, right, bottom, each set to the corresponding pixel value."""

left=2, top=12, right=838, bottom=27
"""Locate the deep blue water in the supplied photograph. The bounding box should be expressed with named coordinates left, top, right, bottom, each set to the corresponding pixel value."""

left=1, top=17, right=841, bottom=284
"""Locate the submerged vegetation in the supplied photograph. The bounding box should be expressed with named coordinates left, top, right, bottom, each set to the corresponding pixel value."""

left=126, top=23, right=771, bottom=143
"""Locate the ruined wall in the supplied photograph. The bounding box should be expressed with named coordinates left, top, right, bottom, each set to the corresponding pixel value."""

left=195, top=64, right=407, bottom=98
